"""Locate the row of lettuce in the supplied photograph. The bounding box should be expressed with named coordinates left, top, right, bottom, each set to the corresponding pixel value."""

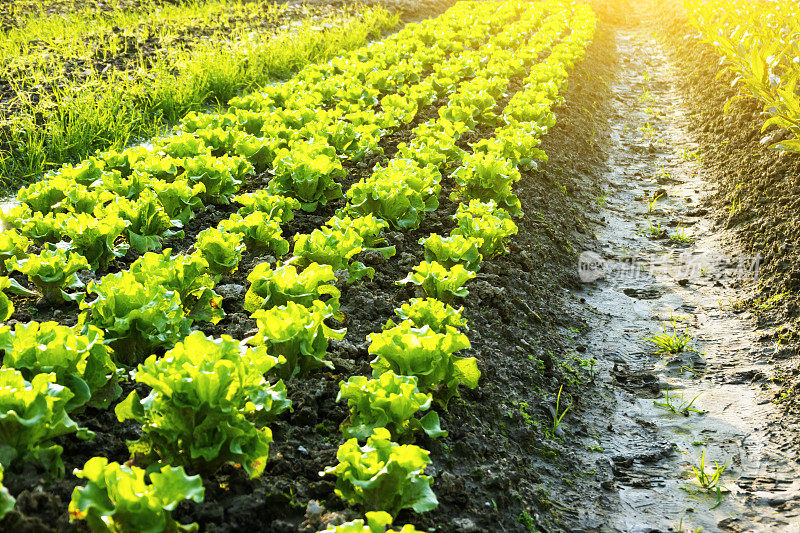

left=685, top=0, right=800, bottom=152
left=0, top=1, right=596, bottom=531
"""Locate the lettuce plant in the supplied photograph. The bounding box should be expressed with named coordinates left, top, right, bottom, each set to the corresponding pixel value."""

left=130, top=250, right=223, bottom=324
left=249, top=300, right=345, bottom=380
left=292, top=227, right=371, bottom=283
left=0, top=368, right=93, bottom=476
left=81, top=271, right=190, bottom=366
left=269, top=141, right=345, bottom=211
left=451, top=152, right=522, bottom=215
left=0, top=229, right=31, bottom=273
left=0, top=322, right=120, bottom=411
left=338, top=372, right=446, bottom=442
left=420, top=234, right=483, bottom=272
left=17, top=210, right=64, bottom=243
left=98, top=193, right=182, bottom=253
left=451, top=200, right=518, bottom=257
left=0, top=466, right=14, bottom=520
left=378, top=94, right=418, bottom=127
left=369, top=321, right=478, bottom=404
left=392, top=298, right=467, bottom=333
left=60, top=213, right=130, bottom=270
left=244, top=262, right=340, bottom=315
left=194, top=228, right=244, bottom=276
left=5, top=245, right=90, bottom=303
left=69, top=457, right=205, bottom=533
left=320, top=428, right=437, bottom=515
left=182, top=155, right=252, bottom=204
left=155, top=132, right=210, bottom=158
left=233, top=191, right=300, bottom=222
left=397, top=261, right=476, bottom=303
left=217, top=212, right=290, bottom=256
left=234, top=134, right=286, bottom=172
left=318, top=512, right=425, bottom=533
left=116, top=332, right=289, bottom=478
left=150, top=178, right=206, bottom=225
left=346, top=179, right=428, bottom=231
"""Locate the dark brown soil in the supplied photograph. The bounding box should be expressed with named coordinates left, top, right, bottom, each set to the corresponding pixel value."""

left=657, top=6, right=800, bottom=427
left=0, top=4, right=625, bottom=533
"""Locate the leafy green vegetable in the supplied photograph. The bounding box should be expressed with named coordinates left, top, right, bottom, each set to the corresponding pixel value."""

left=98, top=192, right=182, bottom=253
left=182, top=155, right=252, bottom=204
left=0, top=322, right=120, bottom=411
left=150, top=178, right=206, bottom=225
left=5, top=245, right=90, bottom=303
left=60, top=213, right=130, bottom=270
left=244, top=262, right=340, bottom=315
left=233, top=191, right=300, bottom=222
left=194, top=228, right=244, bottom=276
left=320, top=428, right=437, bottom=515
left=420, top=233, right=483, bottom=271
left=339, top=372, right=446, bottom=442
left=269, top=141, right=344, bottom=211
left=249, top=300, right=345, bottom=380
left=69, top=457, right=205, bottom=533
left=397, top=261, right=475, bottom=303
left=345, top=160, right=440, bottom=230
left=130, top=250, right=223, bottom=324
left=292, top=226, right=370, bottom=283
left=451, top=152, right=522, bottom=215
left=80, top=271, right=190, bottom=366
left=0, top=368, right=93, bottom=476
left=451, top=200, right=518, bottom=257
left=115, top=332, right=288, bottom=478
left=217, top=212, right=290, bottom=256
left=391, top=298, right=467, bottom=333
left=369, top=321, right=478, bottom=404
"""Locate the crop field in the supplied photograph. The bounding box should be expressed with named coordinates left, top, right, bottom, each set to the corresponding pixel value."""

left=1, top=0, right=800, bottom=532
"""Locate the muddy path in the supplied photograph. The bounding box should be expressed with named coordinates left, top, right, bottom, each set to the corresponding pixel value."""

left=572, top=26, right=800, bottom=532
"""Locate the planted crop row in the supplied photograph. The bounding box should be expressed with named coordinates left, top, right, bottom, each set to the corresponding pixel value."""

left=315, top=3, right=597, bottom=531
left=685, top=0, right=800, bottom=152
left=0, top=1, right=598, bottom=530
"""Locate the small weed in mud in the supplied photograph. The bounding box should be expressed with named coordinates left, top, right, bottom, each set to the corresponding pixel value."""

left=550, top=385, right=572, bottom=434
left=685, top=449, right=730, bottom=509
left=645, top=317, right=693, bottom=354
left=640, top=218, right=665, bottom=238
left=518, top=510, right=537, bottom=532
left=647, top=192, right=664, bottom=213
left=653, top=389, right=705, bottom=416
left=639, top=121, right=658, bottom=140
left=675, top=516, right=703, bottom=533
left=678, top=147, right=703, bottom=163
left=669, top=224, right=694, bottom=244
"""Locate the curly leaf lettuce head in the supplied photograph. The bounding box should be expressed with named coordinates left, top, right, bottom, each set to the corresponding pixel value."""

left=69, top=457, right=204, bottom=533
left=0, top=321, right=121, bottom=411
left=0, top=368, right=93, bottom=476
left=369, top=321, right=478, bottom=405
left=320, top=428, right=437, bottom=516
left=115, top=331, right=289, bottom=478
left=80, top=271, right=190, bottom=367
left=338, top=372, right=445, bottom=442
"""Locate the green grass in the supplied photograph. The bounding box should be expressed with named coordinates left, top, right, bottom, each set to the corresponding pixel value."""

left=645, top=317, right=693, bottom=354
left=0, top=1, right=399, bottom=188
